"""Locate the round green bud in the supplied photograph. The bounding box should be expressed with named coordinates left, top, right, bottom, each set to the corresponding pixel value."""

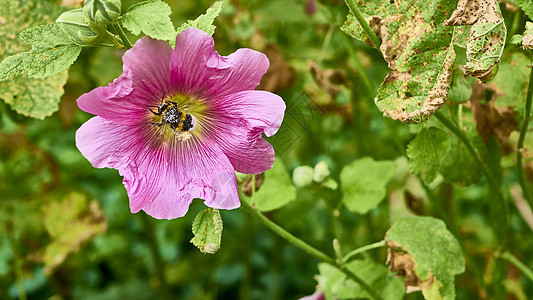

left=56, top=9, right=105, bottom=45
left=292, top=166, right=314, bottom=188
left=83, top=0, right=121, bottom=27
left=313, top=161, right=331, bottom=183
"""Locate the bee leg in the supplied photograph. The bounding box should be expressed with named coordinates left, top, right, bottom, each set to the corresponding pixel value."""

left=152, top=121, right=164, bottom=126
left=148, top=108, right=161, bottom=116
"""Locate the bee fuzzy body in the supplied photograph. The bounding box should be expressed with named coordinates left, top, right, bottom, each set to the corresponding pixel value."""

left=151, top=101, right=195, bottom=135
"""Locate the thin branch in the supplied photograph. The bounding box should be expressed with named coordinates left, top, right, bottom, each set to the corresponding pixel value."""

left=344, top=0, right=382, bottom=54
left=240, top=199, right=383, bottom=300
left=342, top=241, right=386, bottom=264
left=501, top=251, right=533, bottom=283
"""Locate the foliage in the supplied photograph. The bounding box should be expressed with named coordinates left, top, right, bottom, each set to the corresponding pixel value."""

left=1, top=0, right=533, bottom=299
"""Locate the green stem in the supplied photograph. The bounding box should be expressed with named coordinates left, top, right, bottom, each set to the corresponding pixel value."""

left=240, top=199, right=382, bottom=300
left=516, top=63, right=533, bottom=210
left=104, top=30, right=123, bottom=48
left=344, top=0, right=382, bottom=54
left=501, top=251, right=533, bottom=282
left=112, top=23, right=133, bottom=49
left=434, top=112, right=505, bottom=204
left=341, top=241, right=386, bottom=264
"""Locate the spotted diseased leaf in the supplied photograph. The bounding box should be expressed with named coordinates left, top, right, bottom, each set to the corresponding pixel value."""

left=0, top=24, right=82, bottom=80
left=443, top=0, right=506, bottom=82
left=385, top=216, right=465, bottom=299
left=406, top=127, right=451, bottom=184
left=190, top=208, right=223, bottom=254
left=342, top=0, right=458, bottom=123
left=176, top=1, right=224, bottom=36
left=0, top=0, right=70, bottom=118
left=121, top=0, right=175, bottom=41
left=43, top=192, right=107, bottom=274
left=340, top=157, right=396, bottom=214
left=1, top=70, right=68, bottom=119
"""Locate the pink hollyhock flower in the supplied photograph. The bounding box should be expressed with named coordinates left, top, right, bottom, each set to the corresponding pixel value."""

left=75, top=28, right=285, bottom=219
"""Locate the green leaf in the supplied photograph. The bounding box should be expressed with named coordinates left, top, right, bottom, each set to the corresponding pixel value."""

left=510, top=34, right=524, bottom=45
left=0, top=24, right=82, bottom=80
left=441, top=119, right=484, bottom=186
left=121, top=0, right=175, bottom=41
left=248, top=159, right=297, bottom=212
left=406, top=127, right=451, bottom=184
left=342, top=0, right=457, bottom=123
left=444, top=0, right=506, bottom=82
left=21, top=24, right=82, bottom=78
left=508, top=0, right=533, bottom=20
left=385, top=216, right=465, bottom=300
left=190, top=208, right=223, bottom=254
left=0, top=54, right=25, bottom=81
left=43, top=192, right=107, bottom=274
left=0, top=0, right=75, bottom=118
left=340, top=157, right=396, bottom=214
left=176, top=1, right=224, bottom=36
left=447, top=68, right=473, bottom=104
left=317, top=259, right=404, bottom=300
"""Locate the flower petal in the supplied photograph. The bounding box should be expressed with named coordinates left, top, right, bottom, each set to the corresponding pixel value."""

left=77, top=37, right=173, bottom=124
left=75, top=117, right=164, bottom=213
left=169, top=28, right=269, bottom=98
left=142, top=140, right=240, bottom=219
left=209, top=90, right=285, bottom=174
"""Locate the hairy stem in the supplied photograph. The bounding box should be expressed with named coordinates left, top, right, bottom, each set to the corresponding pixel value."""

left=344, top=0, right=382, bottom=54
left=240, top=199, right=382, bottom=300
left=516, top=63, right=533, bottom=210
left=341, top=240, right=386, bottom=264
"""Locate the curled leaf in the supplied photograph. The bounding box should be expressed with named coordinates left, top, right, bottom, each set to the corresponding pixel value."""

left=443, top=0, right=506, bottom=82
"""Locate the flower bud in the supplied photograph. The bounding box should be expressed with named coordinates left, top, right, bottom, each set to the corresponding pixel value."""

left=56, top=9, right=105, bottom=45
left=293, top=166, right=314, bottom=188
left=83, top=0, right=121, bottom=27
left=313, top=161, right=330, bottom=183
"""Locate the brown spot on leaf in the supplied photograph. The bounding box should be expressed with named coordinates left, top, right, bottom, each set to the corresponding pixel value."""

left=256, top=44, right=297, bottom=93
left=468, top=81, right=518, bottom=146
left=443, top=0, right=505, bottom=83
left=387, top=242, right=427, bottom=293
left=385, top=48, right=455, bottom=123
left=523, top=34, right=533, bottom=50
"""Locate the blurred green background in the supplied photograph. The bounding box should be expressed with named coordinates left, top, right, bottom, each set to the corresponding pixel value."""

left=1, top=0, right=533, bottom=299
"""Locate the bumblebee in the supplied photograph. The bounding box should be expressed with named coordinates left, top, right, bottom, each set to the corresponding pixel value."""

left=150, top=100, right=195, bottom=135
